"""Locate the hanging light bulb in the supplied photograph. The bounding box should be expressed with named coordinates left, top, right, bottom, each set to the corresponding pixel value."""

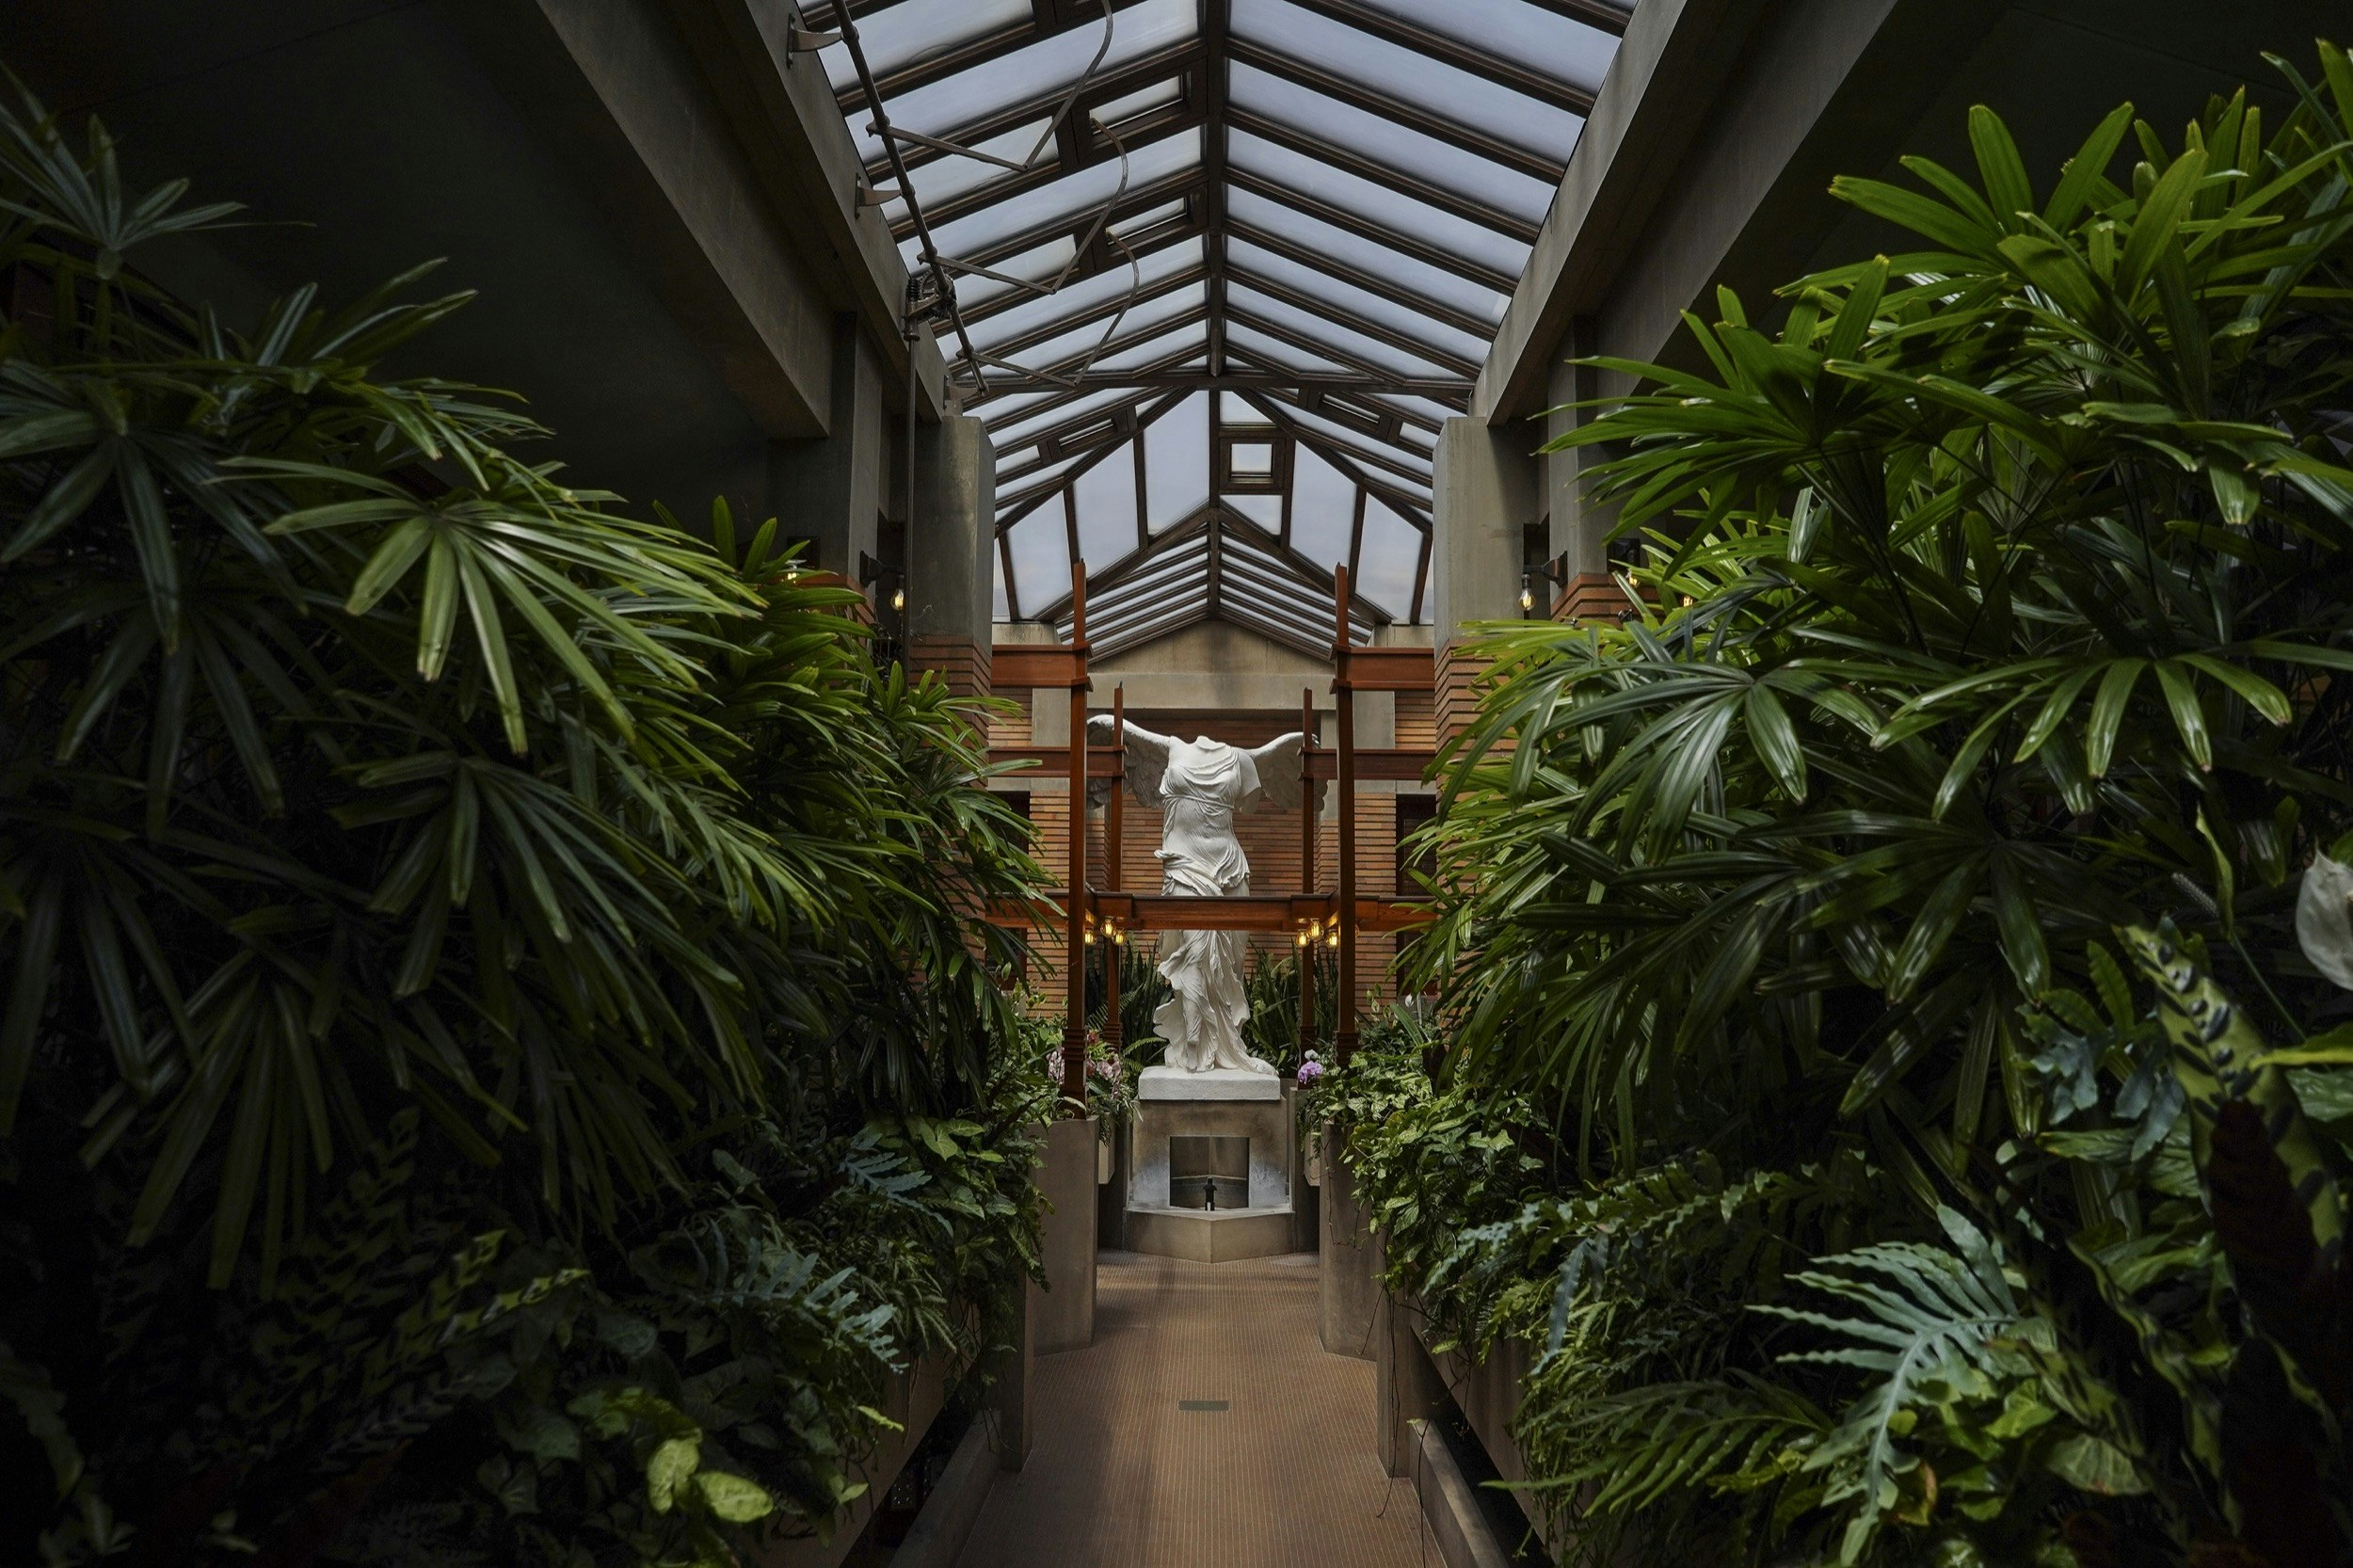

left=1518, top=585, right=1535, bottom=612
left=890, top=586, right=905, bottom=612
left=1327, top=928, right=1340, bottom=949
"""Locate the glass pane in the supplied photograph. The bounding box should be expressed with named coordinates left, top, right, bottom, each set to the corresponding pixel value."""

left=1355, top=0, right=1619, bottom=97
left=1277, top=402, right=1433, bottom=477
left=901, top=121, right=1057, bottom=217
left=933, top=127, right=1200, bottom=258
left=862, top=0, right=1198, bottom=153
left=1230, top=0, right=1581, bottom=163
left=952, top=236, right=1078, bottom=310
left=1111, top=200, right=1188, bottom=237
left=1355, top=495, right=1421, bottom=618
left=1094, top=318, right=1207, bottom=372
left=1226, top=238, right=1489, bottom=365
left=1232, top=441, right=1274, bottom=475
left=1228, top=131, right=1530, bottom=280
left=1221, top=392, right=1273, bottom=425
left=1144, top=392, right=1209, bottom=532
left=1224, top=493, right=1284, bottom=532
left=969, top=237, right=1202, bottom=351
left=1289, top=445, right=1354, bottom=568
left=992, top=551, right=1012, bottom=621
left=1224, top=320, right=1348, bottom=376
left=1093, top=76, right=1185, bottom=126
left=1225, top=187, right=1507, bottom=323
left=988, top=385, right=1139, bottom=448
left=1000, top=280, right=1204, bottom=374
left=1072, top=442, right=1140, bottom=568
left=1370, top=392, right=1460, bottom=433
left=824, top=0, right=1027, bottom=86
left=1005, top=505, right=1072, bottom=615
left=1226, top=62, right=1554, bottom=225
left=1228, top=283, right=1454, bottom=379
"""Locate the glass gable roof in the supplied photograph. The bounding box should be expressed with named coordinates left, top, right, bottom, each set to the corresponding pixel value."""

left=803, top=0, right=1637, bottom=652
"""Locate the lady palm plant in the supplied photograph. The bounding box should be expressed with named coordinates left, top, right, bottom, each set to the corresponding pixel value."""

left=1388, top=43, right=2353, bottom=1567
left=0, top=71, right=1045, bottom=1563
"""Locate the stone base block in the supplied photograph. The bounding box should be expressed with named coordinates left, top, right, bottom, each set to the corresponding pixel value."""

left=1124, top=1206, right=1298, bottom=1263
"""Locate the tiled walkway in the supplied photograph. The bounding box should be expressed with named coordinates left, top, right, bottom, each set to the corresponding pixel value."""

left=955, top=1251, right=1426, bottom=1568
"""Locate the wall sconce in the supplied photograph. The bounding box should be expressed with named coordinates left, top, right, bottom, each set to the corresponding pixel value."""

left=858, top=551, right=905, bottom=616
left=1520, top=554, right=1568, bottom=616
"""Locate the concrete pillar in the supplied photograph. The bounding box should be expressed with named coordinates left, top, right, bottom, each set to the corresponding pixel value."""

left=1545, top=322, right=1637, bottom=625
left=907, top=412, right=996, bottom=694
left=1430, top=417, right=1538, bottom=738
left=770, top=313, right=884, bottom=575
left=1319, top=1125, right=1382, bottom=1359
left=1377, top=1292, right=1449, bottom=1477
left=1032, top=1117, right=1098, bottom=1354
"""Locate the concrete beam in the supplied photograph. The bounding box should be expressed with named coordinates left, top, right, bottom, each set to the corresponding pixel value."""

left=1474, top=0, right=1769, bottom=423
left=664, top=0, right=949, bottom=420
left=908, top=414, right=997, bottom=648
left=1430, top=417, right=1539, bottom=648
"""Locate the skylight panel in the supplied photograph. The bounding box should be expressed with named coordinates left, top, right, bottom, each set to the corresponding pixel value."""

left=901, top=120, right=1057, bottom=215
left=1093, top=318, right=1209, bottom=372
left=1228, top=131, right=1531, bottom=280
left=1277, top=401, right=1434, bottom=477
left=1227, top=240, right=1489, bottom=365
left=1353, top=0, right=1620, bottom=96
left=952, top=236, right=1079, bottom=310
left=995, top=281, right=1204, bottom=375
left=1354, top=496, right=1422, bottom=616
left=1144, top=392, right=1209, bottom=531
left=1228, top=284, right=1458, bottom=380
left=1092, top=76, right=1186, bottom=126
left=932, top=128, right=1201, bottom=258
left=1230, top=0, right=1583, bottom=163
left=1289, top=445, right=1354, bottom=569
left=988, top=386, right=1141, bottom=448
left=1224, top=189, right=1508, bottom=324
left=969, top=237, right=1202, bottom=350
left=824, top=0, right=1029, bottom=88
left=1225, top=494, right=1283, bottom=533
left=1225, top=63, right=1556, bottom=225
left=1005, top=506, right=1073, bottom=613
left=863, top=0, right=1198, bottom=156
left=1073, top=442, right=1140, bottom=566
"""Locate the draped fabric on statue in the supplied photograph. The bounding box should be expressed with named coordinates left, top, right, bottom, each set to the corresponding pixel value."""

left=1086, top=717, right=1319, bottom=1074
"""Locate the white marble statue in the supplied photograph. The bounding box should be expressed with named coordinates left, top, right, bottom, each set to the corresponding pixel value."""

left=1088, top=715, right=1321, bottom=1075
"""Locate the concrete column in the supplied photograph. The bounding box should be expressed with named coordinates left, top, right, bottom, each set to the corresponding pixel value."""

left=1377, top=1292, right=1449, bottom=1477
left=1319, top=1126, right=1382, bottom=1359
left=1545, top=322, right=1639, bottom=625
left=907, top=412, right=996, bottom=694
left=1430, top=417, right=1539, bottom=738
left=1032, top=1117, right=1098, bottom=1354
left=770, top=313, right=884, bottom=574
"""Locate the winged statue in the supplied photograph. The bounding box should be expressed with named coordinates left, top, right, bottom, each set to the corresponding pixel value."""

left=1086, top=714, right=1323, bottom=1074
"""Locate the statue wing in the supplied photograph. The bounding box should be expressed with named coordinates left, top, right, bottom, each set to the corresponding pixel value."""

left=1085, top=713, right=1176, bottom=808
left=1243, top=731, right=1324, bottom=815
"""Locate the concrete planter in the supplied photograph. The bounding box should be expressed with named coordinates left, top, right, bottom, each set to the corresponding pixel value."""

left=1032, top=1116, right=1097, bottom=1355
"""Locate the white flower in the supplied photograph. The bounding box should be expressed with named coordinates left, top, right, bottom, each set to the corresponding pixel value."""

left=2296, top=853, right=2353, bottom=990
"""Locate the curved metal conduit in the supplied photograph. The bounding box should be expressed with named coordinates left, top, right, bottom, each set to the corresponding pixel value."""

left=833, top=0, right=1157, bottom=397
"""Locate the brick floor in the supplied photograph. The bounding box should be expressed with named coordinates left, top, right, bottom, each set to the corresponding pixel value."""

left=955, top=1251, right=1428, bottom=1568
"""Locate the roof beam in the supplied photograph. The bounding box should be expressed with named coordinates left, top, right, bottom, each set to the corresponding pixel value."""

left=968, top=259, right=1206, bottom=364
left=1224, top=218, right=1497, bottom=340
left=832, top=0, right=1165, bottom=116
left=1275, top=0, right=1597, bottom=115
left=869, top=39, right=1209, bottom=181
left=1204, top=0, right=1232, bottom=379
left=1225, top=167, right=1516, bottom=294
left=1517, top=0, right=1633, bottom=38
left=1225, top=107, right=1540, bottom=245
left=947, top=168, right=1209, bottom=272
left=897, top=116, right=1203, bottom=236
left=956, top=221, right=1203, bottom=328
left=968, top=368, right=1469, bottom=400
left=1225, top=263, right=1481, bottom=377
left=1225, top=38, right=1565, bottom=184
left=1223, top=301, right=1468, bottom=400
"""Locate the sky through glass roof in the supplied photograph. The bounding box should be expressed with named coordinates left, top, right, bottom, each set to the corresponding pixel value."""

left=803, top=0, right=1637, bottom=657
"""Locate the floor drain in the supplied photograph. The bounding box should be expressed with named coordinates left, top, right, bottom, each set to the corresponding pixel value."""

left=1178, top=1400, right=1228, bottom=1412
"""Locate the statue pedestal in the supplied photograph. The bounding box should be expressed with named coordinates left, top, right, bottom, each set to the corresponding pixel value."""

left=1127, top=1068, right=1297, bottom=1262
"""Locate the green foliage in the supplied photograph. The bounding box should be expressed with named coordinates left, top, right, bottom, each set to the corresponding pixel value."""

left=1356, top=46, right=2353, bottom=1567
left=1240, top=944, right=1337, bottom=1074
left=0, top=72, right=1050, bottom=1566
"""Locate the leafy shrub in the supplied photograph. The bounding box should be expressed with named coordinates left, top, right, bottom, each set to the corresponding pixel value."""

left=0, top=72, right=1048, bottom=1566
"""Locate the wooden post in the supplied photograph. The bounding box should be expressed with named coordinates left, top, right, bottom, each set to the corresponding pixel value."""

left=1103, top=685, right=1124, bottom=1052
left=1064, top=562, right=1090, bottom=1109
left=1298, top=685, right=1316, bottom=1063
left=1333, top=568, right=1359, bottom=1062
